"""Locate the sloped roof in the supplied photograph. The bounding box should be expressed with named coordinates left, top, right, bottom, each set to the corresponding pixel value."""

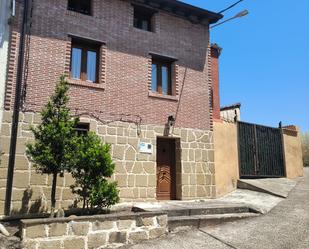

left=220, top=103, right=241, bottom=111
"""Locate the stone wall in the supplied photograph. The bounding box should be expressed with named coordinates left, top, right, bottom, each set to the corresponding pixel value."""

left=21, top=212, right=168, bottom=249
left=213, top=121, right=239, bottom=197
left=0, top=111, right=215, bottom=216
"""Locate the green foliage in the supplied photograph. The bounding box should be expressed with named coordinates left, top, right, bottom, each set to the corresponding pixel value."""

left=70, top=132, right=119, bottom=210
left=302, top=132, right=309, bottom=167
left=26, top=76, right=79, bottom=212
left=90, top=179, right=119, bottom=209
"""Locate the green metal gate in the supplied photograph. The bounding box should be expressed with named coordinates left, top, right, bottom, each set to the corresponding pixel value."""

left=238, top=121, right=285, bottom=178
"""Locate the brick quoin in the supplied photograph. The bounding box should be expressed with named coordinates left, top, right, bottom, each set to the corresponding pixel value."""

left=5, top=0, right=216, bottom=130
left=210, top=44, right=222, bottom=121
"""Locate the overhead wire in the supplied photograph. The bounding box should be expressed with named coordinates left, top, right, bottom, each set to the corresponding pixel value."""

left=218, top=0, right=244, bottom=14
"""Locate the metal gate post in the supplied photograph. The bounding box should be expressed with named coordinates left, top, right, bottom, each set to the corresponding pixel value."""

left=237, top=121, right=241, bottom=179
left=253, top=124, right=259, bottom=175
left=279, top=122, right=287, bottom=177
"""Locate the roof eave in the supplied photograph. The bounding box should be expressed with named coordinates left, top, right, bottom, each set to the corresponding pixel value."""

left=220, top=103, right=242, bottom=111
left=132, top=0, right=223, bottom=25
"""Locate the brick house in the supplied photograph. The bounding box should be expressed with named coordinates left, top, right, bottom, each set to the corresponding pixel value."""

left=0, top=0, right=223, bottom=216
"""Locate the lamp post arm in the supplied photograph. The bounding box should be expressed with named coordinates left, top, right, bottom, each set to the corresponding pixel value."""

left=210, top=10, right=249, bottom=29
left=210, top=16, right=239, bottom=29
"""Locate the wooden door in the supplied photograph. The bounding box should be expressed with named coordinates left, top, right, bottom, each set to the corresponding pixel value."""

left=156, top=138, right=176, bottom=200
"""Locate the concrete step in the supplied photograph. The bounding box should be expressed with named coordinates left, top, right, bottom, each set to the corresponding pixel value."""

left=132, top=204, right=260, bottom=216
left=165, top=206, right=256, bottom=217
left=168, top=212, right=260, bottom=231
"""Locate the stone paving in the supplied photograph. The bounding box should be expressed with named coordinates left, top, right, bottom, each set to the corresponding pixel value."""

left=131, top=187, right=284, bottom=215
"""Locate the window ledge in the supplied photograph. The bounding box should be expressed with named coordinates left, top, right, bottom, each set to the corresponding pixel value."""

left=131, top=26, right=156, bottom=34
left=148, top=91, right=178, bottom=101
left=67, top=78, right=105, bottom=90
left=65, top=10, right=92, bottom=18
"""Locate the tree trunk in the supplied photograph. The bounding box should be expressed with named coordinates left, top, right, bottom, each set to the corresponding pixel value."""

left=83, top=196, right=86, bottom=210
left=50, top=171, right=58, bottom=217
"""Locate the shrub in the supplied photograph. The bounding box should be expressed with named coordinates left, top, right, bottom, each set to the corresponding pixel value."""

left=90, top=179, right=119, bottom=209
left=70, top=132, right=119, bottom=210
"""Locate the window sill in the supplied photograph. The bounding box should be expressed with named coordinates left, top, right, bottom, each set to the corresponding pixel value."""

left=131, top=26, right=156, bottom=34
left=67, top=78, right=105, bottom=90
left=148, top=91, right=178, bottom=101
left=65, top=10, right=93, bottom=18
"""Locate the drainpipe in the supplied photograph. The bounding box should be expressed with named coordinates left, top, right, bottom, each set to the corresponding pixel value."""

left=5, top=0, right=29, bottom=216
left=12, top=0, right=16, bottom=17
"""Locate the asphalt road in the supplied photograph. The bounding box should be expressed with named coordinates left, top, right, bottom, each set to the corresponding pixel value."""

left=125, top=168, right=309, bottom=249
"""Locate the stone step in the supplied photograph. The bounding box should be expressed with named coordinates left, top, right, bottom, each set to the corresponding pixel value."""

left=168, top=212, right=260, bottom=231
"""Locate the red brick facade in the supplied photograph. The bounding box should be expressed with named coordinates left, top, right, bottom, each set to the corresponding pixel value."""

left=6, top=0, right=213, bottom=130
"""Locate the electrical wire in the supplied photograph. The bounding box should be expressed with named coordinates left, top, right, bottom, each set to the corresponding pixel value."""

left=218, top=0, right=244, bottom=14
left=171, top=67, right=187, bottom=133
left=21, top=0, right=34, bottom=109
left=23, top=102, right=143, bottom=127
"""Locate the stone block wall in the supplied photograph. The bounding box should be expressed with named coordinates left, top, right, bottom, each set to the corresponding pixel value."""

left=0, top=110, right=215, bottom=216
left=21, top=212, right=168, bottom=249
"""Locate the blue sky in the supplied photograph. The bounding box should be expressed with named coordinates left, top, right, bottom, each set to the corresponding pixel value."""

left=181, top=0, right=309, bottom=132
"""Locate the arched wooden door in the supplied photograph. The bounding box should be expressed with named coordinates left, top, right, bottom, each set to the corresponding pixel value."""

left=156, top=138, right=176, bottom=200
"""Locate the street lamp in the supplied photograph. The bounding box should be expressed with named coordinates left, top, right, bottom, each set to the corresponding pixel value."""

left=210, top=10, right=249, bottom=29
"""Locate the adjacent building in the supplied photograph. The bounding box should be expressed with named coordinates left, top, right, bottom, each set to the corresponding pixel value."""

left=0, top=0, right=223, bottom=216
left=0, top=0, right=11, bottom=129
left=220, top=103, right=241, bottom=122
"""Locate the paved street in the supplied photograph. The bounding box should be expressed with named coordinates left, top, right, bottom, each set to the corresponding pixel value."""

left=125, top=168, right=309, bottom=249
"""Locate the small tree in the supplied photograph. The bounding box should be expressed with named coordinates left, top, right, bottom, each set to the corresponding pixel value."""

left=70, top=132, right=119, bottom=211
left=26, top=76, right=79, bottom=215
left=302, top=132, right=309, bottom=167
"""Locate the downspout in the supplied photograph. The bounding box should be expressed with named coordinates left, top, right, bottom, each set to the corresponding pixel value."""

left=12, top=0, right=16, bottom=17
left=4, top=0, right=29, bottom=216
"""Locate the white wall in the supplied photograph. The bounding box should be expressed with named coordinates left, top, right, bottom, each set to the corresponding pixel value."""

left=220, top=108, right=241, bottom=122
left=0, top=0, right=11, bottom=127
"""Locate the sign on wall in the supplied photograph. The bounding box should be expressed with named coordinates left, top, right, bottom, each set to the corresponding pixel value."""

left=139, top=142, right=153, bottom=154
